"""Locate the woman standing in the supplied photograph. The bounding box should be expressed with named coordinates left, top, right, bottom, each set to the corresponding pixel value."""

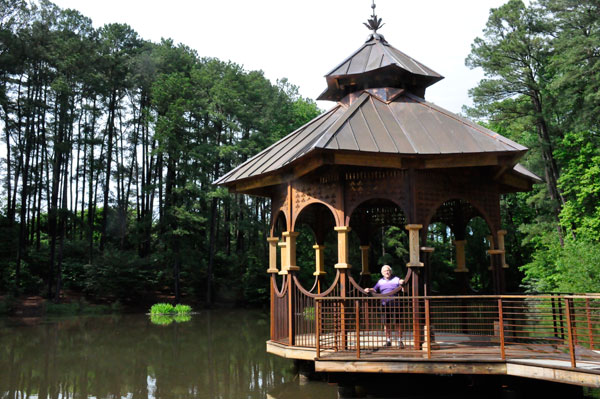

left=365, top=265, right=405, bottom=347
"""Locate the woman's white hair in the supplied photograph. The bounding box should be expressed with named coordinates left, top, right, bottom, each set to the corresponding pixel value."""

left=381, top=265, right=392, bottom=273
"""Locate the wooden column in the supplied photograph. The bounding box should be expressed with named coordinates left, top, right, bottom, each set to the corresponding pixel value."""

left=453, top=240, right=468, bottom=273
left=277, top=239, right=287, bottom=275
left=406, top=224, right=423, bottom=350
left=497, top=230, right=509, bottom=269
left=405, top=224, right=424, bottom=268
left=334, top=226, right=352, bottom=270
left=359, top=245, right=370, bottom=276
left=487, top=235, right=495, bottom=271
left=283, top=231, right=300, bottom=272
left=281, top=231, right=299, bottom=346
left=421, top=246, right=434, bottom=296
left=267, top=237, right=279, bottom=341
left=335, top=226, right=351, bottom=350
left=313, top=244, right=326, bottom=293
left=267, top=237, right=280, bottom=274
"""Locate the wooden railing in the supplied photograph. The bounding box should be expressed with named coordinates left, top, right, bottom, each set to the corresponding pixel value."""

left=270, top=274, right=600, bottom=369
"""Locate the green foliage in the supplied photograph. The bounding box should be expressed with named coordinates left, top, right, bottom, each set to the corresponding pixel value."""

left=150, top=303, right=191, bottom=314
left=465, top=0, right=600, bottom=294
left=521, top=234, right=600, bottom=293
left=173, top=304, right=192, bottom=314
left=150, top=303, right=174, bottom=314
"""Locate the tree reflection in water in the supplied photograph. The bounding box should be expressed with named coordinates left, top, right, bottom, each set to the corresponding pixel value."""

left=0, top=310, right=336, bottom=398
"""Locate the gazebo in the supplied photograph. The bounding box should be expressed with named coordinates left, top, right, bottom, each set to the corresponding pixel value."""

left=215, top=11, right=540, bottom=299
left=214, top=7, right=600, bottom=387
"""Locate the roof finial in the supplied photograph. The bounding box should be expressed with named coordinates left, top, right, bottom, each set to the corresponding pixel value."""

left=363, top=0, right=385, bottom=34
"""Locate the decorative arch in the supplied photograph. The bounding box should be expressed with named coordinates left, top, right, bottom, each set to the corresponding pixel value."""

left=346, top=195, right=408, bottom=224
left=292, top=201, right=337, bottom=241
left=423, top=196, right=497, bottom=238
left=292, top=199, right=340, bottom=233
left=270, top=209, right=288, bottom=237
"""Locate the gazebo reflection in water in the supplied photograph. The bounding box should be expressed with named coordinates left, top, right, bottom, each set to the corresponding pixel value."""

left=215, top=4, right=600, bottom=389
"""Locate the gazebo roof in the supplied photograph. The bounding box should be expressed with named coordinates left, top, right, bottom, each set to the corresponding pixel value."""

left=214, top=88, right=538, bottom=189
left=318, top=34, right=444, bottom=101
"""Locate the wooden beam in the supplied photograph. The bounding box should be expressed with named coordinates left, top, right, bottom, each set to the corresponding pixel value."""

left=424, top=154, right=498, bottom=169
left=497, top=172, right=533, bottom=191
left=333, top=153, right=404, bottom=168
left=315, top=360, right=506, bottom=375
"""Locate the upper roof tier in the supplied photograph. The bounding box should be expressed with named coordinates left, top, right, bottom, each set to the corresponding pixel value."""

left=318, top=33, right=444, bottom=101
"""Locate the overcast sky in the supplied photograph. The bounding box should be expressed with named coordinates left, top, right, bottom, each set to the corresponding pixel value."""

left=49, top=0, right=508, bottom=114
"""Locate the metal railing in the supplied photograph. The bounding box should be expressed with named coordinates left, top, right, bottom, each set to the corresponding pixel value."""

left=313, top=295, right=600, bottom=367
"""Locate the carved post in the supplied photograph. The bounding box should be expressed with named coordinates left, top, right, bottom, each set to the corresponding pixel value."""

left=359, top=245, right=370, bottom=276
left=267, top=236, right=280, bottom=341
left=335, top=226, right=351, bottom=349
left=313, top=244, right=326, bottom=293
left=406, top=224, right=423, bottom=350
left=487, top=235, right=495, bottom=271
left=334, top=226, right=352, bottom=271
left=421, top=246, right=435, bottom=296
left=497, top=230, right=509, bottom=269
left=267, top=237, right=280, bottom=274
left=281, top=231, right=299, bottom=346
left=278, top=239, right=287, bottom=275
left=453, top=240, right=468, bottom=273
left=406, top=224, right=424, bottom=268
left=283, top=231, right=300, bottom=272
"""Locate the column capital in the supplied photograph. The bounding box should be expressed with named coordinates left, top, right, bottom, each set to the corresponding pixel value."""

left=267, top=268, right=279, bottom=273
left=278, top=241, right=286, bottom=248
left=312, top=244, right=325, bottom=250
left=487, top=249, right=505, bottom=255
left=335, top=263, right=352, bottom=269
left=282, top=231, right=300, bottom=238
left=334, top=226, right=351, bottom=233
left=359, top=245, right=370, bottom=251
left=452, top=239, right=467, bottom=245
left=497, top=229, right=508, bottom=236
left=420, top=246, right=435, bottom=253
left=313, top=271, right=327, bottom=276
left=267, top=237, right=280, bottom=243
left=405, top=224, right=423, bottom=230
left=407, top=261, right=424, bottom=267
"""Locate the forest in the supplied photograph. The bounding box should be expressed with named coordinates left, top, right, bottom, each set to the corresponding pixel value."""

left=0, top=0, right=599, bottom=307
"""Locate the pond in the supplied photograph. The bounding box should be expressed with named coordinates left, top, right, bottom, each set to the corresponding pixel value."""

left=0, top=310, right=337, bottom=399
left=0, top=310, right=596, bottom=399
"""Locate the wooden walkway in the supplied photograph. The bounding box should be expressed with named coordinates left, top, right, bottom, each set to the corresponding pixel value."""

left=267, top=331, right=600, bottom=388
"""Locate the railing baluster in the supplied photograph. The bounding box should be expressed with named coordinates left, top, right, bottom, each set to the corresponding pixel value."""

left=586, top=298, right=595, bottom=350
left=565, top=297, right=576, bottom=368
left=425, top=298, right=431, bottom=359
left=316, top=299, right=321, bottom=359
left=355, top=300, right=360, bottom=359
left=498, top=298, right=505, bottom=360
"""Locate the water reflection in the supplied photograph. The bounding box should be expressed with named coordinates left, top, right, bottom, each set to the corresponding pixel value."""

left=0, top=310, right=332, bottom=399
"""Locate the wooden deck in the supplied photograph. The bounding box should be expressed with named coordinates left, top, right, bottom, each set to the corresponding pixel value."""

left=267, top=332, right=600, bottom=388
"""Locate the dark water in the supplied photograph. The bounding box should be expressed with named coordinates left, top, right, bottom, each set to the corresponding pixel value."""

left=0, top=311, right=596, bottom=399
left=0, top=310, right=337, bottom=399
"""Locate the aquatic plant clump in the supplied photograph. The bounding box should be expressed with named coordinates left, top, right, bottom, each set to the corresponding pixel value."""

left=150, top=303, right=174, bottom=314
left=149, top=303, right=192, bottom=315
left=174, top=304, right=192, bottom=314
